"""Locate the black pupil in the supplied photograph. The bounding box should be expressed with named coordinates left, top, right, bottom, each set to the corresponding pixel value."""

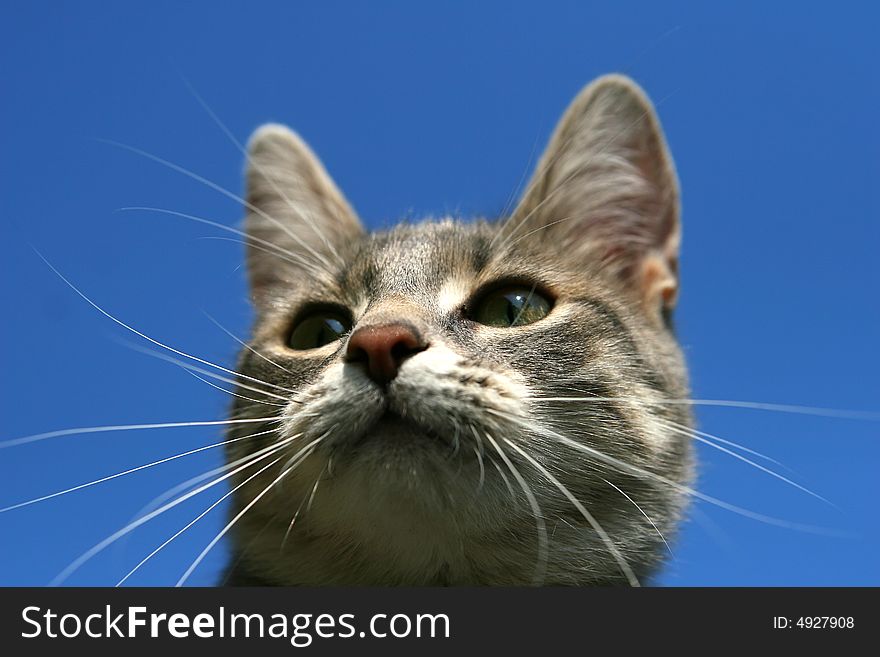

left=317, top=318, right=344, bottom=344
left=289, top=314, right=348, bottom=349
left=506, top=293, right=526, bottom=323
left=471, top=286, right=550, bottom=327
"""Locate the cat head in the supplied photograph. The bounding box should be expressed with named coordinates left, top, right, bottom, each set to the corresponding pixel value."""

left=225, top=74, right=693, bottom=585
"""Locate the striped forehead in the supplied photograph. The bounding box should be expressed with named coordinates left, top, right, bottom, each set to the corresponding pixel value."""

left=343, top=222, right=492, bottom=306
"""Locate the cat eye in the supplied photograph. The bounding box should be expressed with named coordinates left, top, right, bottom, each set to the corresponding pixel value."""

left=287, top=310, right=352, bottom=350
left=471, top=286, right=552, bottom=327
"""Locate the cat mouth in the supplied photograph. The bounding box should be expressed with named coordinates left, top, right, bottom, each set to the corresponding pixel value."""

left=352, top=410, right=454, bottom=448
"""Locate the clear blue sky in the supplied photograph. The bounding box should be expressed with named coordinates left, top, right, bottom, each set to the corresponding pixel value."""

left=1, top=1, right=878, bottom=586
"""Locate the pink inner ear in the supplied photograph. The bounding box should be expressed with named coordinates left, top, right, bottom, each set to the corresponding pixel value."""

left=639, top=253, right=679, bottom=319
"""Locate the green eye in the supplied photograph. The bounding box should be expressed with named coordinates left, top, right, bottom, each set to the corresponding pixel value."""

left=288, top=310, right=351, bottom=350
left=472, top=286, right=552, bottom=327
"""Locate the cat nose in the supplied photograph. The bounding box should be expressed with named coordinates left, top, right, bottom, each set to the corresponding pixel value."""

left=345, top=322, right=428, bottom=385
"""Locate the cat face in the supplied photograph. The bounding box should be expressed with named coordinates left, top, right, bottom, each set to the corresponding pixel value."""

left=224, top=74, right=694, bottom=585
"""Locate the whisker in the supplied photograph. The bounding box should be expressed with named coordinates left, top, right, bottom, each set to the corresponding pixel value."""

left=470, top=425, right=510, bottom=497
left=488, top=455, right=516, bottom=500
left=506, top=214, right=576, bottom=248
left=502, top=413, right=851, bottom=537
left=305, top=463, right=326, bottom=514
left=657, top=419, right=835, bottom=508
left=119, top=206, right=324, bottom=273
left=542, top=393, right=846, bottom=508
left=120, top=341, right=292, bottom=402
left=536, top=397, right=791, bottom=470
left=682, top=399, right=880, bottom=421
left=280, top=489, right=312, bottom=553
left=97, top=139, right=335, bottom=273
left=500, top=435, right=640, bottom=587
left=280, top=462, right=327, bottom=553
left=0, top=426, right=278, bottom=514
left=660, top=417, right=791, bottom=471
left=534, top=395, right=880, bottom=421
left=600, top=477, right=673, bottom=557
left=472, top=444, right=486, bottom=492
left=130, top=426, right=296, bottom=520
left=279, top=428, right=332, bottom=475
left=116, top=450, right=288, bottom=587
left=203, top=311, right=292, bottom=374
left=510, top=281, right=539, bottom=326
left=177, top=77, right=343, bottom=264
left=181, top=368, right=286, bottom=407
left=496, top=131, right=544, bottom=222
left=1, top=415, right=283, bottom=450
left=197, top=235, right=321, bottom=273
left=50, top=433, right=300, bottom=585
left=175, top=434, right=328, bottom=586
left=32, top=248, right=299, bottom=396
left=484, top=433, right=548, bottom=586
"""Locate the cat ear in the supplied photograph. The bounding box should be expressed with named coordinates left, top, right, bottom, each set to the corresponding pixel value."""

left=506, top=74, right=680, bottom=322
left=244, top=124, right=363, bottom=306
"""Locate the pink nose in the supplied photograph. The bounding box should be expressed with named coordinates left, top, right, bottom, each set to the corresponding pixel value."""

left=345, top=323, right=427, bottom=384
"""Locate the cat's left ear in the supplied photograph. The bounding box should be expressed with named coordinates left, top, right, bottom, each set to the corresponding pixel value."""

left=244, top=124, right=364, bottom=308
left=506, top=74, right=680, bottom=323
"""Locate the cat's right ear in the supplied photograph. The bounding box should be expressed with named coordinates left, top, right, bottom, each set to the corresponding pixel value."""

left=503, top=75, right=680, bottom=325
left=244, top=124, right=363, bottom=307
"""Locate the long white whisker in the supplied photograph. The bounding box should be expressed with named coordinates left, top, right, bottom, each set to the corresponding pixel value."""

left=120, top=340, right=292, bottom=401
left=280, top=492, right=312, bottom=554
left=496, top=130, right=544, bottom=221
left=469, top=425, right=504, bottom=496
left=0, top=427, right=278, bottom=514
left=546, top=393, right=799, bottom=474
left=484, top=433, right=548, bottom=586
left=499, top=412, right=851, bottom=536
left=510, top=282, right=539, bottom=326
left=657, top=420, right=835, bottom=508
left=1, top=416, right=282, bottom=449
left=534, top=395, right=880, bottom=421
left=180, top=368, right=286, bottom=407
left=198, top=234, right=322, bottom=273
left=177, top=78, right=342, bottom=263
left=50, top=433, right=300, bottom=586
left=129, top=427, right=293, bottom=520
left=305, top=463, right=326, bottom=514
left=116, top=451, right=288, bottom=587
left=97, top=139, right=335, bottom=273
left=203, top=311, right=292, bottom=374
left=32, top=248, right=298, bottom=395
left=660, top=417, right=791, bottom=471
left=500, top=435, right=640, bottom=587
left=281, top=462, right=326, bottom=552
left=488, top=455, right=516, bottom=500
left=506, top=214, right=576, bottom=248
left=600, top=477, right=673, bottom=557
left=472, top=444, right=486, bottom=492
left=118, top=206, right=323, bottom=273
left=175, top=434, right=327, bottom=586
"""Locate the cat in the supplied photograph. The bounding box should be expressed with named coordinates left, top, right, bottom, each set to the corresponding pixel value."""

left=221, top=73, right=695, bottom=586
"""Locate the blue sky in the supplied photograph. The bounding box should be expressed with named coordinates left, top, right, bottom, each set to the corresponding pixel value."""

left=1, top=1, right=878, bottom=586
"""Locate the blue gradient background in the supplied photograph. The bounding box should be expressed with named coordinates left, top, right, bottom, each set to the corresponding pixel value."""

left=1, top=1, right=878, bottom=586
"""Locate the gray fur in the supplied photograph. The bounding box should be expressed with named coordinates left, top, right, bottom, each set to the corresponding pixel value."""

left=224, top=74, right=694, bottom=586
